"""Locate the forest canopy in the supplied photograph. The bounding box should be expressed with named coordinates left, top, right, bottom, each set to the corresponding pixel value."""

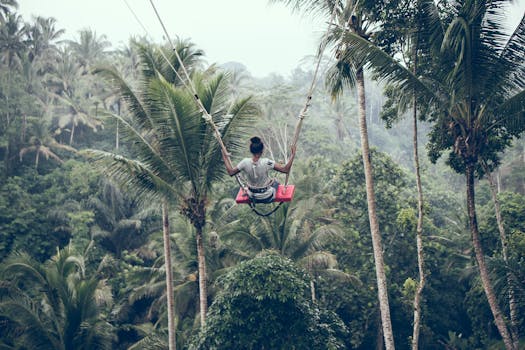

left=1, top=1, right=524, bottom=349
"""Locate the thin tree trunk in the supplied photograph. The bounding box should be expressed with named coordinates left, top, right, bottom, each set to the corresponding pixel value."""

left=69, top=123, right=75, bottom=146
left=411, top=33, right=425, bottom=350
left=116, top=101, right=120, bottom=150
left=196, top=227, right=208, bottom=327
left=411, top=99, right=425, bottom=350
left=162, top=201, right=177, bottom=350
left=484, top=167, right=520, bottom=348
left=356, top=68, right=395, bottom=350
left=116, top=119, right=119, bottom=150
left=4, top=141, right=10, bottom=177
left=35, top=149, right=40, bottom=170
left=21, top=115, right=27, bottom=143
left=465, top=165, right=514, bottom=350
left=310, top=280, right=316, bottom=303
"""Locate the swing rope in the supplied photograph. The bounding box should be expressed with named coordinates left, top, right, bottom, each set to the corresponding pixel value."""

left=149, top=0, right=241, bottom=189
left=143, top=0, right=338, bottom=215
left=284, top=1, right=339, bottom=187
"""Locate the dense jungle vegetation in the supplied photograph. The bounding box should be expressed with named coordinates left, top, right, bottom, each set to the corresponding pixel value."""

left=1, top=0, right=524, bottom=349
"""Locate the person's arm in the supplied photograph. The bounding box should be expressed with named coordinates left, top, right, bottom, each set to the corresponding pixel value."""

left=274, top=145, right=296, bottom=174
left=221, top=148, right=240, bottom=176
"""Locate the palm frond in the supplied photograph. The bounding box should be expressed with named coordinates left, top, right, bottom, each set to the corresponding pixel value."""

left=93, top=65, right=153, bottom=130
left=1, top=252, right=47, bottom=286
left=80, top=149, right=181, bottom=203
left=494, top=89, right=525, bottom=135
left=499, top=11, right=525, bottom=90
left=337, top=30, right=443, bottom=106
left=106, top=111, right=175, bottom=181
left=148, top=77, right=202, bottom=193
left=0, top=300, right=59, bottom=350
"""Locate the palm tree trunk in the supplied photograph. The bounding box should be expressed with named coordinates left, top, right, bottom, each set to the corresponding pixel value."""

left=465, top=165, right=514, bottom=350
left=411, top=97, right=425, bottom=350
left=484, top=167, right=520, bottom=348
left=196, top=227, right=208, bottom=327
left=116, top=119, right=119, bottom=150
left=69, top=123, right=75, bottom=146
left=162, top=201, right=177, bottom=350
left=21, top=115, right=27, bottom=143
left=116, top=101, right=120, bottom=150
left=35, top=148, right=40, bottom=170
left=356, top=67, right=395, bottom=350
left=411, top=36, right=425, bottom=349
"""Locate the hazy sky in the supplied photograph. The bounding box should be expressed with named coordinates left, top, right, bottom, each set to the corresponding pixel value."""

left=19, top=0, right=325, bottom=77
left=18, top=0, right=525, bottom=78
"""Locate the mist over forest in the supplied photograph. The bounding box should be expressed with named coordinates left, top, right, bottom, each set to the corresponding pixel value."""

left=1, top=1, right=524, bottom=349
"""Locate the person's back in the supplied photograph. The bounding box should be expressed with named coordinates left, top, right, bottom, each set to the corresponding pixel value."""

left=221, top=136, right=296, bottom=203
left=237, top=156, right=276, bottom=201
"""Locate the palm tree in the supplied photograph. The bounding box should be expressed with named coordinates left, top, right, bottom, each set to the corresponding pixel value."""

left=85, top=41, right=257, bottom=343
left=326, top=4, right=397, bottom=349
left=19, top=116, right=76, bottom=169
left=0, top=246, right=113, bottom=349
left=0, top=12, right=26, bottom=70
left=26, top=16, right=64, bottom=64
left=126, top=214, right=212, bottom=349
left=66, top=29, right=111, bottom=72
left=337, top=1, right=525, bottom=348
left=89, top=178, right=161, bottom=258
left=46, top=48, right=103, bottom=145
left=360, top=0, right=428, bottom=346
left=55, top=90, right=103, bottom=145
left=46, top=47, right=82, bottom=96
left=269, top=1, right=396, bottom=347
left=0, top=12, right=27, bottom=140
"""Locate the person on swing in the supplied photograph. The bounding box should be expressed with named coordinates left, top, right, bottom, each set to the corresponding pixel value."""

left=221, top=136, right=296, bottom=203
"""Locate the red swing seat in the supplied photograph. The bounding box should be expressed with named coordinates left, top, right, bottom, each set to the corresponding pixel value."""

left=235, top=184, right=295, bottom=204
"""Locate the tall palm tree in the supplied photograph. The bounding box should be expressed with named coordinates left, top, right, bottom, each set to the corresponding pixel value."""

left=0, top=12, right=27, bottom=143
left=85, top=42, right=257, bottom=342
left=337, top=0, right=525, bottom=348
left=361, top=0, right=428, bottom=346
left=270, top=1, right=396, bottom=348
left=0, top=246, right=113, bottom=349
left=327, top=4, right=397, bottom=349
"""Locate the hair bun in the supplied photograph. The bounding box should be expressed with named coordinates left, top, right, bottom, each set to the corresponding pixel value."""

left=250, top=136, right=261, bottom=144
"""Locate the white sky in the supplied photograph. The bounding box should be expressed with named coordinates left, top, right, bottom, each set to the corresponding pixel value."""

left=19, top=0, right=326, bottom=78
left=18, top=0, right=525, bottom=78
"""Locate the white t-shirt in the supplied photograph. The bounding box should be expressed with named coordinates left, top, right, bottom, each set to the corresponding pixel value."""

left=237, top=157, right=276, bottom=200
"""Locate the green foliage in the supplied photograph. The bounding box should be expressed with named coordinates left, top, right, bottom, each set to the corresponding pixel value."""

left=190, top=253, right=348, bottom=349
left=0, top=160, right=102, bottom=262
left=0, top=246, right=114, bottom=349
left=1, top=4, right=524, bottom=349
